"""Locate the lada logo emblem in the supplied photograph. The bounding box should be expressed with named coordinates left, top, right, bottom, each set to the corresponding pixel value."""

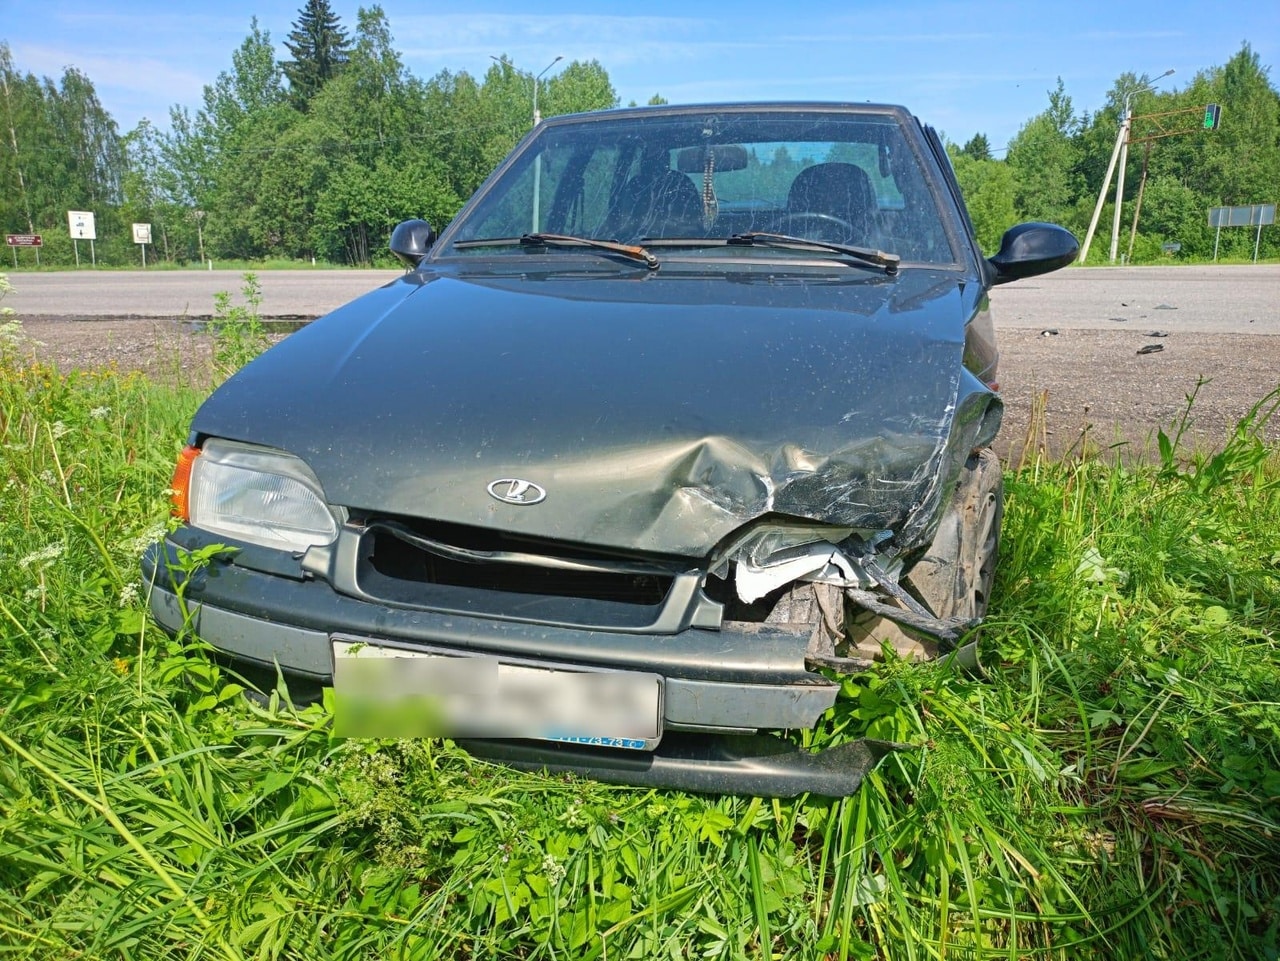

left=487, top=478, right=547, bottom=505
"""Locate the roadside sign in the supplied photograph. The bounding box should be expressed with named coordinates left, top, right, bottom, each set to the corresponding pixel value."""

left=133, top=222, right=153, bottom=267
left=6, top=233, right=42, bottom=267
left=68, top=210, right=96, bottom=240
left=1209, top=204, right=1275, bottom=228
left=1208, top=203, right=1274, bottom=263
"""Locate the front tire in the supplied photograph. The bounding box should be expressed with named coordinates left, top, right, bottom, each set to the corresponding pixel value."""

left=847, top=448, right=1003, bottom=660
left=906, top=447, right=1003, bottom=622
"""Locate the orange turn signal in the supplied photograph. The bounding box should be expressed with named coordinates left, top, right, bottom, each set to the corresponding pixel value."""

left=170, top=445, right=201, bottom=520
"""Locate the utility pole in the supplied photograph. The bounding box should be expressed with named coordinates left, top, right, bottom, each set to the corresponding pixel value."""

left=1107, top=95, right=1136, bottom=264
left=1077, top=69, right=1174, bottom=264
left=1126, top=141, right=1153, bottom=261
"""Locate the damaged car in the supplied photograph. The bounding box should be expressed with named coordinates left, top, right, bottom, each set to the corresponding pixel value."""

left=144, top=103, right=1077, bottom=797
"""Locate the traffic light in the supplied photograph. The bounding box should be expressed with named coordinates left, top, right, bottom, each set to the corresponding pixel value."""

left=1203, top=103, right=1221, bottom=130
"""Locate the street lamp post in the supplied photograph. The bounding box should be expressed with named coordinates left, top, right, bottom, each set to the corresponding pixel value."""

left=1078, top=68, right=1174, bottom=264
left=489, top=55, right=564, bottom=130
left=530, top=57, right=562, bottom=233
left=490, top=55, right=564, bottom=231
left=532, top=56, right=563, bottom=127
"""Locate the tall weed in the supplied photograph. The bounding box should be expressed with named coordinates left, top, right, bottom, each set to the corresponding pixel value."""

left=209, top=272, right=271, bottom=379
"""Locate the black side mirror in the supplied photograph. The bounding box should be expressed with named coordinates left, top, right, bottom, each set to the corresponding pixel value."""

left=390, top=219, right=436, bottom=267
left=988, top=222, right=1079, bottom=285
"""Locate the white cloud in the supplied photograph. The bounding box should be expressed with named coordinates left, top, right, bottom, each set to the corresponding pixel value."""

left=11, top=43, right=207, bottom=104
left=391, top=12, right=752, bottom=69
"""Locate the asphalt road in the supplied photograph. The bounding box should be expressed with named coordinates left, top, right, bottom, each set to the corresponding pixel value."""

left=6, top=263, right=1279, bottom=333
left=989, top=263, right=1279, bottom=334
left=5, top=268, right=403, bottom=320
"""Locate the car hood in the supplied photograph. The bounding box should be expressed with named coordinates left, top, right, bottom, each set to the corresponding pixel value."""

left=192, top=265, right=999, bottom=558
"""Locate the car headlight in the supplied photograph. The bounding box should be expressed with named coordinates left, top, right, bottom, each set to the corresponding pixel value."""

left=171, top=438, right=340, bottom=552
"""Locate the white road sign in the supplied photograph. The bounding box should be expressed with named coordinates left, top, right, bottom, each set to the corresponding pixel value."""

left=68, top=210, right=97, bottom=240
left=132, top=223, right=152, bottom=244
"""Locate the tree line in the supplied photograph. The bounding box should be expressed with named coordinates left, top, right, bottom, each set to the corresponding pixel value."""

left=951, top=47, right=1279, bottom=263
left=1, top=2, right=1277, bottom=267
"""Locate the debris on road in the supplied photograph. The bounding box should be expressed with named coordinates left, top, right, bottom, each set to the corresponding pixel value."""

left=1137, top=343, right=1165, bottom=355
left=1041, top=328, right=1060, bottom=336
left=1109, top=316, right=1128, bottom=322
left=1154, top=303, right=1178, bottom=310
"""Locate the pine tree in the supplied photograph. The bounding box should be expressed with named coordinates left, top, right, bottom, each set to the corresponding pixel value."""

left=281, top=0, right=350, bottom=109
left=961, top=133, right=992, bottom=161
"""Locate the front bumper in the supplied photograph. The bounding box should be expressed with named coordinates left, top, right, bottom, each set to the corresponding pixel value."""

left=144, top=539, right=897, bottom=796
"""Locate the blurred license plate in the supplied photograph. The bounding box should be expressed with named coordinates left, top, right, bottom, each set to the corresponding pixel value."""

left=331, top=638, right=662, bottom=750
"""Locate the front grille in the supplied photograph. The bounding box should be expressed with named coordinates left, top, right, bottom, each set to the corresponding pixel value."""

left=364, top=519, right=674, bottom=606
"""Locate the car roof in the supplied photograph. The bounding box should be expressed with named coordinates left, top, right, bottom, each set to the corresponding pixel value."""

left=541, top=102, right=917, bottom=126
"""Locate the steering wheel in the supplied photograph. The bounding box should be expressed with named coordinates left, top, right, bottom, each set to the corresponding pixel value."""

left=778, top=211, right=855, bottom=244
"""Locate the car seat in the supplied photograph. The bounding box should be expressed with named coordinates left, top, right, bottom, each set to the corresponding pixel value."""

left=605, top=170, right=704, bottom=241
left=785, top=163, right=877, bottom=244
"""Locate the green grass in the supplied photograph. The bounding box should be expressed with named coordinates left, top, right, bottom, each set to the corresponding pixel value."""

left=1, top=298, right=1277, bottom=958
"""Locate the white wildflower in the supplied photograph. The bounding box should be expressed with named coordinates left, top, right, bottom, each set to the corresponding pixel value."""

left=50, top=421, right=71, bottom=440
left=23, top=586, right=43, bottom=602
left=118, top=583, right=140, bottom=607
left=541, top=854, right=566, bottom=885
left=90, top=406, right=111, bottom=420
left=122, top=523, right=168, bottom=557
left=0, top=318, right=22, bottom=349
left=18, top=542, right=65, bottom=569
left=39, top=469, right=56, bottom=486
left=558, top=800, right=586, bottom=828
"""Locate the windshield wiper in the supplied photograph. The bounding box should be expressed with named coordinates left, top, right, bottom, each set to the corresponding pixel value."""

left=453, top=233, right=659, bottom=270
left=725, top=232, right=900, bottom=274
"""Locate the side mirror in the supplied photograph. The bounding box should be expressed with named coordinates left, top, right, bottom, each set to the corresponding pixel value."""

left=988, top=222, right=1078, bottom=285
left=390, top=219, right=436, bottom=267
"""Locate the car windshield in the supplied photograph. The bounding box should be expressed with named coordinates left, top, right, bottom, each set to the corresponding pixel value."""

left=443, top=109, right=959, bottom=265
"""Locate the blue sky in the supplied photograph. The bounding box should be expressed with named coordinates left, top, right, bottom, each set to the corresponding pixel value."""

left=4, top=0, right=1277, bottom=151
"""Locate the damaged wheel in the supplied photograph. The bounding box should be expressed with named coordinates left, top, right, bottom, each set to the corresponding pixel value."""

left=906, top=447, right=1003, bottom=621
left=847, top=447, right=1003, bottom=661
